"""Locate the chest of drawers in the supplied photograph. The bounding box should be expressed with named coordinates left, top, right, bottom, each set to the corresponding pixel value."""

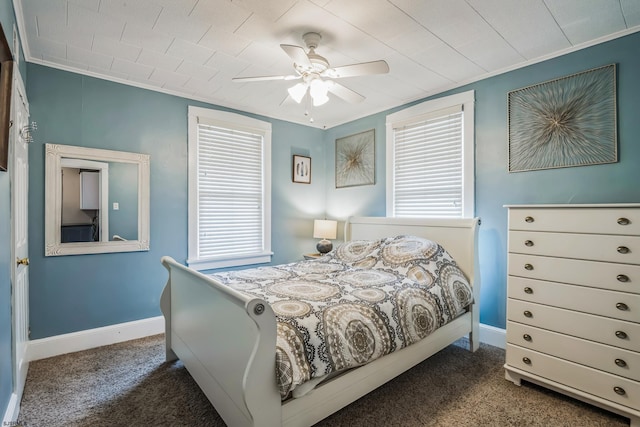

left=504, top=204, right=640, bottom=427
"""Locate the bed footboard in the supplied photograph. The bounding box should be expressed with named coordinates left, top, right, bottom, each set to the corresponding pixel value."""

left=160, top=216, right=481, bottom=427
left=160, top=256, right=281, bottom=427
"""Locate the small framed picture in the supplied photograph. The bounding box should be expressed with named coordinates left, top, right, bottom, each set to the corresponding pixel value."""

left=292, top=155, right=311, bottom=184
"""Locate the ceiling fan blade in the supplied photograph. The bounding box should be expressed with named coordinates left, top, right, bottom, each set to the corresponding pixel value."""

left=327, top=82, right=365, bottom=103
left=323, top=60, right=389, bottom=78
left=280, top=44, right=312, bottom=69
left=232, top=74, right=300, bottom=82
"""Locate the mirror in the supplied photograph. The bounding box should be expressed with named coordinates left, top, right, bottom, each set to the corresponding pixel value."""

left=45, top=143, right=150, bottom=256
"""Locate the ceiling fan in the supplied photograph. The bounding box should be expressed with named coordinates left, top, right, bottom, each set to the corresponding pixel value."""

left=232, top=32, right=389, bottom=108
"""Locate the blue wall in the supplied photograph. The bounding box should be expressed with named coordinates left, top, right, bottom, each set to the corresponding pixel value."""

left=324, top=31, right=640, bottom=328
left=108, top=162, right=139, bottom=241
left=0, top=1, right=21, bottom=418
left=21, top=29, right=640, bottom=341
left=26, top=65, right=326, bottom=339
left=473, top=33, right=640, bottom=327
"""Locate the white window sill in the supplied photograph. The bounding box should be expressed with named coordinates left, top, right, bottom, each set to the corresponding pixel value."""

left=187, top=251, right=273, bottom=271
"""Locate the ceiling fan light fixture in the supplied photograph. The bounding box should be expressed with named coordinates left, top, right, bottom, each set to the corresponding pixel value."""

left=312, top=91, right=329, bottom=107
left=237, top=32, right=390, bottom=117
left=288, top=82, right=308, bottom=104
left=310, top=79, right=329, bottom=106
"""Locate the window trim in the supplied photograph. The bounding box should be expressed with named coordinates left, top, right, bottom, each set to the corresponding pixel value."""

left=187, top=106, right=272, bottom=270
left=385, top=90, right=475, bottom=218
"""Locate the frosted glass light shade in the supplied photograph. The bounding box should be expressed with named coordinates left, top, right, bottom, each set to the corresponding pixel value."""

left=312, top=92, right=329, bottom=106
left=310, top=79, right=329, bottom=106
left=288, top=83, right=307, bottom=103
left=313, top=219, right=337, bottom=239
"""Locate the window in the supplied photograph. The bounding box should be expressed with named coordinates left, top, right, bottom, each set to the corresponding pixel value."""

left=187, top=106, right=272, bottom=270
left=386, top=90, right=474, bottom=218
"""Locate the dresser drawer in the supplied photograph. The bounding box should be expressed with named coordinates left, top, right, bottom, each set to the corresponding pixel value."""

left=507, top=321, right=640, bottom=381
left=508, top=253, right=640, bottom=294
left=508, top=231, right=640, bottom=264
left=506, top=344, right=640, bottom=410
left=508, top=277, right=639, bottom=323
left=507, top=299, right=640, bottom=352
left=508, top=207, right=640, bottom=235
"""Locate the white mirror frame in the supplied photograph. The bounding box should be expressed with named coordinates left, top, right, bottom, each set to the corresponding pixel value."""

left=45, top=143, right=150, bottom=256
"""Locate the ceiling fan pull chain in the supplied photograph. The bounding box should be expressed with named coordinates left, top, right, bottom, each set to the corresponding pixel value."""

left=305, top=88, right=315, bottom=123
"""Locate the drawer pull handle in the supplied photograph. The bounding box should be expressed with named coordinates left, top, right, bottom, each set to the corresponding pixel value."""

left=616, top=302, right=629, bottom=311
left=524, top=287, right=533, bottom=294
left=524, top=264, right=534, bottom=271
left=613, top=386, right=626, bottom=396
left=523, top=334, right=532, bottom=342
left=615, top=330, right=628, bottom=339
left=617, top=246, right=630, bottom=254
left=524, top=240, right=534, bottom=247
left=523, top=310, right=533, bottom=318
left=524, top=216, right=534, bottom=223
left=615, top=358, right=627, bottom=368
left=617, top=274, right=629, bottom=283
left=522, top=357, right=531, bottom=365
left=617, top=218, right=630, bottom=226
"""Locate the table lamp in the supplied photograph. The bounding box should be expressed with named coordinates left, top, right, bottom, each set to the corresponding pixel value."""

left=313, top=219, right=337, bottom=254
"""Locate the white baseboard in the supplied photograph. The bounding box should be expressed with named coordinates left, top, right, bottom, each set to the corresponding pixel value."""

left=27, top=316, right=165, bottom=361
left=479, top=323, right=506, bottom=349
left=25, top=318, right=504, bottom=362
left=2, top=392, right=20, bottom=424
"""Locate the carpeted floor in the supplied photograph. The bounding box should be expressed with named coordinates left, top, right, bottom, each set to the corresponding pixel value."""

left=17, top=334, right=629, bottom=427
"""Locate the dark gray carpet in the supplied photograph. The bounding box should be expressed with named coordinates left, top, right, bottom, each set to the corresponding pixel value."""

left=17, top=334, right=628, bottom=426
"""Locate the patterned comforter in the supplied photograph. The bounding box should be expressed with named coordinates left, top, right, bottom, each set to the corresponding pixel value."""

left=208, top=235, right=473, bottom=399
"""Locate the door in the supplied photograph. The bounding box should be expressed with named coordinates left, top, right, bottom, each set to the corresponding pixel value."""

left=10, top=65, right=29, bottom=400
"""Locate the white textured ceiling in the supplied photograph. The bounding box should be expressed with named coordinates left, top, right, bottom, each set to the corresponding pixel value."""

left=14, top=0, right=640, bottom=129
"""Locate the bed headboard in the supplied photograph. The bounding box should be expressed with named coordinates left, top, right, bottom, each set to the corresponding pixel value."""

left=345, top=216, right=480, bottom=287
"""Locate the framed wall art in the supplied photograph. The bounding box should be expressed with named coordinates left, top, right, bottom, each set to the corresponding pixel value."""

left=292, top=154, right=311, bottom=184
left=335, top=129, right=375, bottom=188
left=508, top=63, right=617, bottom=172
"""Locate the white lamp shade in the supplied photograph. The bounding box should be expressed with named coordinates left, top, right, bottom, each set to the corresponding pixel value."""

left=312, top=91, right=329, bottom=106
left=313, top=219, right=337, bottom=239
left=288, top=83, right=307, bottom=104
left=310, top=79, right=329, bottom=106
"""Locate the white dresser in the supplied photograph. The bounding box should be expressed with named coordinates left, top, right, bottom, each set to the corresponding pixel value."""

left=504, top=204, right=640, bottom=427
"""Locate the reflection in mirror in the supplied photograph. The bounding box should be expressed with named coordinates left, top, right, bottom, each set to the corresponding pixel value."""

left=45, top=143, right=150, bottom=256
left=107, top=162, right=138, bottom=241
left=60, top=158, right=108, bottom=243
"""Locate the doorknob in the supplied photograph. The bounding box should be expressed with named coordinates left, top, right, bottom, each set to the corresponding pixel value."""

left=16, top=257, right=29, bottom=266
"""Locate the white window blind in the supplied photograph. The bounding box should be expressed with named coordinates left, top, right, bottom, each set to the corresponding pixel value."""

left=393, top=105, right=463, bottom=218
left=197, top=122, right=264, bottom=258
left=386, top=91, right=474, bottom=219
left=188, top=107, right=272, bottom=270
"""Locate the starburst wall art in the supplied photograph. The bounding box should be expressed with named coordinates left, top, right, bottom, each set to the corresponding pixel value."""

left=508, top=64, right=617, bottom=172
left=335, top=129, right=375, bottom=188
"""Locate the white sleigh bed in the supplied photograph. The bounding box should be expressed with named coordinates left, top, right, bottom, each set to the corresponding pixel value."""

left=160, top=216, right=481, bottom=427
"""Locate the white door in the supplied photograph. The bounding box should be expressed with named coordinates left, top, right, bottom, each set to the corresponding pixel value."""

left=10, top=65, right=29, bottom=400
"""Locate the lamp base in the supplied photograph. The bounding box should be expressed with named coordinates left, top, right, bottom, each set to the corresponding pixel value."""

left=316, top=239, right=333, bottom=254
